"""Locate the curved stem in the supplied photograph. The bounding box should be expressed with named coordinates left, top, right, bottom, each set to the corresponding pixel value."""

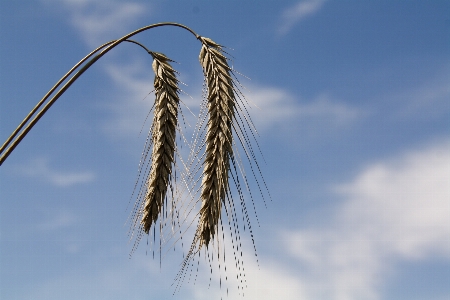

left=124, top=39, right=154, bottom=56
left=0, top=22, right=200, bottom=166
left=0, top=40, right=116, bottom=156
left=0, top=39, right=153, bottom=157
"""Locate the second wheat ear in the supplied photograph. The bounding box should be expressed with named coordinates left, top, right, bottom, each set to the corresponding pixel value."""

left=196, top=37, right=236, bottom=248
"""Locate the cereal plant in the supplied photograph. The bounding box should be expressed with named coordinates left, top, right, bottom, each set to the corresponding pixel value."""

left=0, top=22, right=269, bottom=295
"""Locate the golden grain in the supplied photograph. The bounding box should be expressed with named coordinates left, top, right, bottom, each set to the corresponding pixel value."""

left=196, top=37, right=235, bottom=248
left=141, top=52, right=180, bottom=233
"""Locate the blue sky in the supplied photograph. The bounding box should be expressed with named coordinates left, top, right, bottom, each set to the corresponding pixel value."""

left=1, top=1, right=449, bottom=299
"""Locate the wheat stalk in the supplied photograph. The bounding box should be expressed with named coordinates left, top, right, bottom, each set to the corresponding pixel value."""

left=141, top=52, right=180, bottom=233
left=0, top=22, right=270, bottom=297
left=195, top=37, right=235, bottom=248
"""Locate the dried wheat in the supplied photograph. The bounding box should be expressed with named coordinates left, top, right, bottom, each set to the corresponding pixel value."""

left=141, top=52, right=180, bottom=233
left=172, top=37, right=270, bottom=296
left=196, top=37, right=235, bottom=248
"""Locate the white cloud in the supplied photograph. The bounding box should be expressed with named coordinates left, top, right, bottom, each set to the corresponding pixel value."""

left=17, top=157, right=95, bottom=187
left=42, top=0, right=146, bottom=47
left=97, top=77, right=362, bottom=145
left=336, top=139, right=450, bottom=259
left=279, top=0, right=326, bottom=35
left=280, top=139, right=450, bottom=299
left=98, top=62, right=198, bottom=140
left=243, top=86, right=298, bottom=130
left=184, top=257, right=308, bottom=300
left=98, top=77, right=363, bottom=144
left=39, top=0, right=161, bottom=139
left=245, top=86, right=363, bottom=132
left=297, top=94, right=361, bottom=123
left=100, top=62, right=156, bottom=137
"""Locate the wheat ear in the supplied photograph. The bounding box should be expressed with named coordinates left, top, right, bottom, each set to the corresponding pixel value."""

left=141, top=52, right=180, bottom=233
left=196, top=37, right=235, bottom=248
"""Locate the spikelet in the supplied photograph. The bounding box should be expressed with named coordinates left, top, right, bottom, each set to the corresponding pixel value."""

left=172, top=37, right=270, bottom=295
left=196, top=37, right=235, bottom=248
left=141, top=52, right=180, bottom=233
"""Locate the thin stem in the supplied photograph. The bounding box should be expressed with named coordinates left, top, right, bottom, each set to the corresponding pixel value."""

left=0, top=40, right=116, bottom=155
left=0, top=22, right=200, bottom=166
left=125, top=39, right=154, bottom=55
left=0, top=40, right=149, bottom=158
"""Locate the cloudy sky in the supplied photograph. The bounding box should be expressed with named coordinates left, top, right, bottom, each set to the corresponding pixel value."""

left=1, top=1, right=449, bottom=299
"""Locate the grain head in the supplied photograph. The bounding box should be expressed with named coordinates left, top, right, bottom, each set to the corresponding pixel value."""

left=141, top=52, right=180, bottom=233
left=195, top=37, right=236, bottom=248
left=173, top=36, right=271, bottom=295
left=126, top=52, right=180, bottom=237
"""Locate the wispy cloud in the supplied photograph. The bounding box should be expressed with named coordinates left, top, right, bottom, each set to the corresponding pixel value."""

left=245, top=85, right=363, bottom=132
left=99, top=62, right=199, bottom=139
left=37, top=211, right=77, bottom=231
left=40, top=0, right=156, bottom=139
left=186, top=257, right=308, bottom=300
left=17, top=158, right=95, bottom=187
left=98, top=78, right=363, bottom=141
left=42, top=0, right=146, bottom=47
left=392, top=67, right=450, bottom=120
left=100, top=62, right=156, bottom=137
left=280, top=139, right=450, bottom=299
left=278, top=0, right=326, bottom=35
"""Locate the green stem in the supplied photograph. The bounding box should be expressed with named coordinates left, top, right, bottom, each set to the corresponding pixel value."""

left=0, top=22, right=200, bottom=166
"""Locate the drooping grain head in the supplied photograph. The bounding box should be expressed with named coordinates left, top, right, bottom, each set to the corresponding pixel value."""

left=173, top=37, right=270, bottom=296
left=141, top=52, right=180, bottom=233
left=196, top=37, right=236, bottom=248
